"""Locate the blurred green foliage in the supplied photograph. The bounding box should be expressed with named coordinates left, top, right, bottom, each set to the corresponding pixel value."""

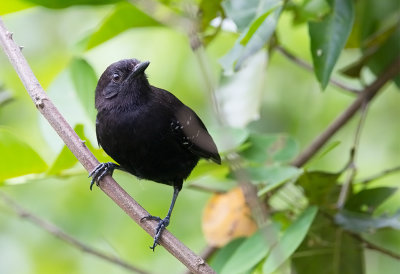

left=0, top=0, right=399, bottom=273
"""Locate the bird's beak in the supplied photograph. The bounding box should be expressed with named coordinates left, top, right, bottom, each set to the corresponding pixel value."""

left=128, top=61, right=150, bottom=80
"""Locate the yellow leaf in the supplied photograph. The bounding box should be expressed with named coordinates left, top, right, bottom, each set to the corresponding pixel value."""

left=202, top=187, right=258, bottom=247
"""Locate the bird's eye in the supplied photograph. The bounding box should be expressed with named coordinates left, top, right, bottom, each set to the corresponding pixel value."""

left=112, top=73, right=121, bottom=83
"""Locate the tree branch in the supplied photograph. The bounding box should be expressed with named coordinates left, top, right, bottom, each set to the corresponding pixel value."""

left=337, top=102, right=369, bottom=208
left=357, top=165, right=400, bottom=185
left=291, top=57, right=400, bottom=167
left=0, top=17, right=215, bottom=274
left=275, top=46, right=360, bottom=94
left=0, top=191, right=148, bottom=274
left=346, top=230, right=400, bottom=260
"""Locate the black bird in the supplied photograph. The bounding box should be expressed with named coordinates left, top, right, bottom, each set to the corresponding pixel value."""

left=89, top=59, right=221, bottom=250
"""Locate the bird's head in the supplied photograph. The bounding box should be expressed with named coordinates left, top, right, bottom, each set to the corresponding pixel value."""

left=95, top=59, right=150, bottom=109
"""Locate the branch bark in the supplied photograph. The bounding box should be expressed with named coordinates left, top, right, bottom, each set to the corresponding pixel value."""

left=291, top=57, right=400, bottom=167
left=0, top=17, right=215, bottom=274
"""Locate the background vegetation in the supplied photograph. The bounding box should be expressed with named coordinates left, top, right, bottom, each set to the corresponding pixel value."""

left=0, top=0, right=399, bottom=273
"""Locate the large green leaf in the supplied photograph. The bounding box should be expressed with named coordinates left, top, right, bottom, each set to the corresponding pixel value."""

left=262, top=206, right=318, bottom=274
left=47, top=124, right=110, bottom=175
left=220, top=0, right=283, bottom=73
left=211, top=126, right=249, bottom=153
left=366, top=24, right=400, bottom=87
left=239, top=165, right=302, bottom=195
left=209, top=238, right=246, bottom=273
left=297, top=170, right=340, bottom=208
left=24, top=0, right=122, bottom=9
left=199, top=0, right=223, bottom=31
left=69, top=58, right=98, bottom=122
left=220, top=225, right=278, bottom=274
left=0, top=0, right=34, bottom=15
left=292, top=213, right=364, bottom=274
left=240, top=133, right=298, bottom=164
left=85, top=2, right=161, bottom=50
left=0, top=128, right=47, bottom=182
left=257, top=167, right=303, bottom=195
left=358, top=0, right=399, bottom=43
left=335, top=210, right=400, bottom=233
left=308, top=0, right=354, bottom=89
left=345, top=187, right=397, bottom=214
left=222, top=0, right=266, bottom=32
left=290, top=0, right=331, bottom=25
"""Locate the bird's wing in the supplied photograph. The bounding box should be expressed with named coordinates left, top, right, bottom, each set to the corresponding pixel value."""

left=172, top=105, right=221, bottom=164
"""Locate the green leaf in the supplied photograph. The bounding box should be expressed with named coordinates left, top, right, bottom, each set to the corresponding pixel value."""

left=240, top=134, right=298, bottom=164
left=308, top=0, right=354, bottom=89
left=236, top=164, right=302, bottom=194
left=291, top=0, right=331, bottom=24
left=222, top=0, right=264, bottom=32
left=0, top=128, right=47, bottom=182
left=210, top=238, right=246, bottom=273
left=263, top=206, right=318, bottom=274
left=85, top=2, right=161, bottom=50
left=187, top=160, right=229, bottom=180
left=292, top=213, right=363, bottom=274
left=240, top=10, right=274, bottom=45
left=199, top=0, right=223, bottom=31
left=211, top=126, right=249, bottom=153
left=69, top=58, right=97, bottom=122
left=358, top=0, right=399, bottom=43
left=335, top=210, right=400, bottom=233
left=221, top=225, right=278, bottom=274
left=245, top=165, right=301, bottom=183
left=297, top=170, right=340, bottom=208
left=24, top=0, right=122, bottom=9
left=47, top=144, right=78, bottom=176
left=220, top=0, right=283, bottom=72
left=47, top=124, right=110, bottom=175
left=345, top=187, right=397, bottom=214
left=0, top=0, right=34, bottom=15
left=256, top=166, right=303, bottom=195
left=366, top=24, right=400, bottom=87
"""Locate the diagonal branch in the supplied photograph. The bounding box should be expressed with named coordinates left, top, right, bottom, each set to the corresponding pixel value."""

left=291, top=57, right=400, bottom=167
left=357, top=165, right=400, bottom=185
left=0, top=191, right=148, bottom=274
left=347, top=230, right=400, bottom=260
left=0, top=17, right=215, bottom=274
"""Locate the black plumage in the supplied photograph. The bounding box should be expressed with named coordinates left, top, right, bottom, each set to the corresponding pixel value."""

left=89, top=58, right=221, bottom=250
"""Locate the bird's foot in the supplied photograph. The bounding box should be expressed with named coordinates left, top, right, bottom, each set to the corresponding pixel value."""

left=88, top=162, right=118, bottom=190
left=140, top=215, right=170, bottom=251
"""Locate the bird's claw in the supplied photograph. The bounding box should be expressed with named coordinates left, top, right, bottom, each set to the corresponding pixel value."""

left=88, top=162, right=117, bottom=190
left=141, top=215, right=170, bottom=251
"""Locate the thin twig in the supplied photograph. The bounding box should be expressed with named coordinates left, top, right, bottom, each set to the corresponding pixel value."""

left=357, top=165, right=400, bottom=185
left=0, top=191, right=148, bottom=274
left=320, top=210, right=400, bottom=261
left=0, top=17, right=215, bottom=274
left=346, top=230, right=400, bottom=260
left=291, top=57, right=400, bottom=167
left=337, top=102, right=369, bottom=208
left=187, top=183, right=226, bottom=194
left=275, top=46, right=359, bottom=94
